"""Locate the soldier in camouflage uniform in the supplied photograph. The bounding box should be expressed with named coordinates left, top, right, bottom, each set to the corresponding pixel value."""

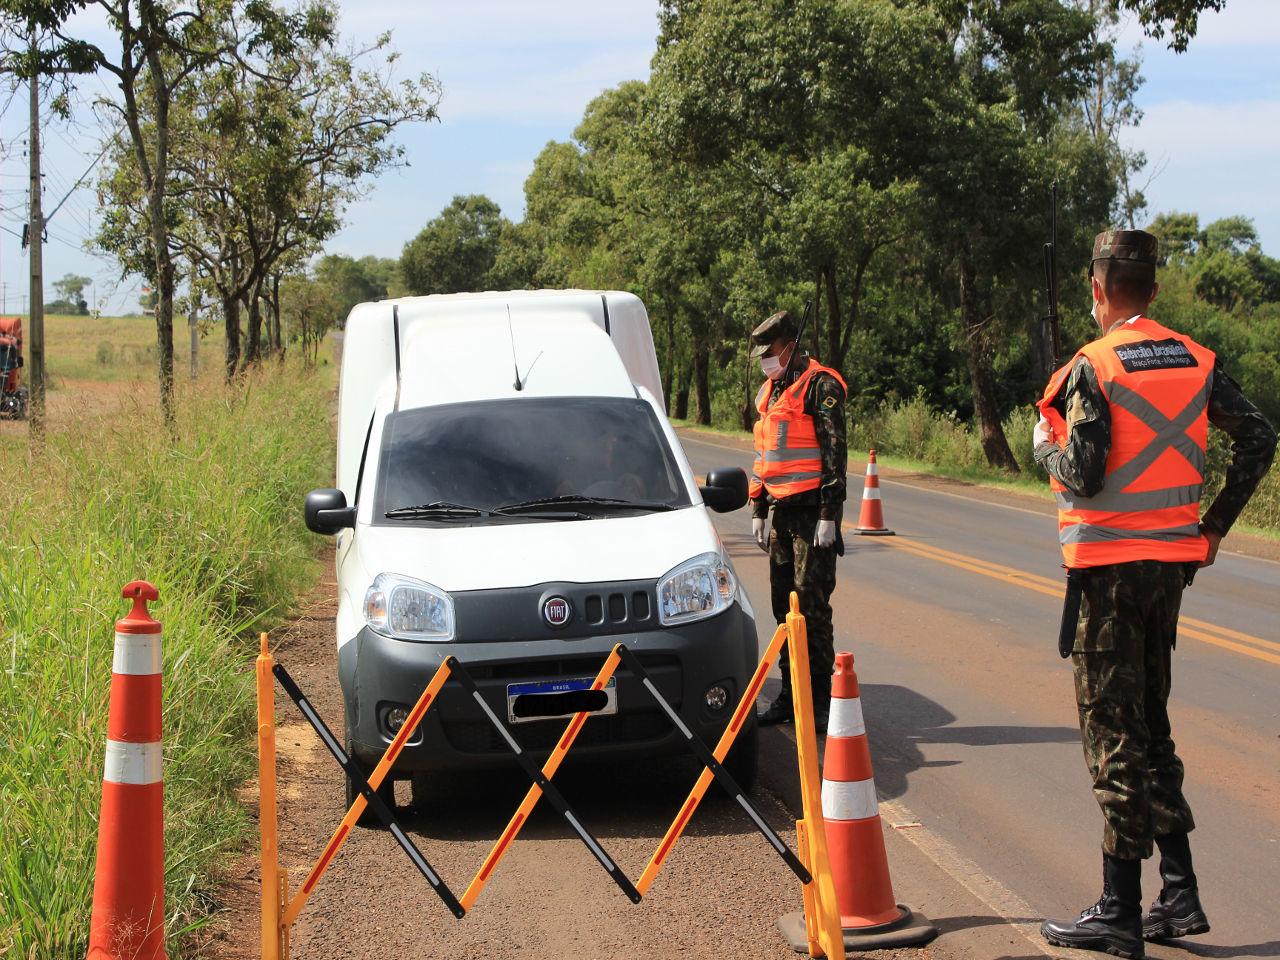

left=747, top=310, right=847, bottom=728
left=1035, top=229, right=1277, bottom=959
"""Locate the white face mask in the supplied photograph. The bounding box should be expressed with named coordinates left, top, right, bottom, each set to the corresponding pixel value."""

left=1091, top=298, right=1100, bottom=322
left=761, top=354, right=786, bottom=380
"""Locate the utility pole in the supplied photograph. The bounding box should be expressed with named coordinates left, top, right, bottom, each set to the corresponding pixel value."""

left=27, top=55, right=46, bottom=439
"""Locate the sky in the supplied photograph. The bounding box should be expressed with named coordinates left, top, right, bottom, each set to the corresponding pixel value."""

left=1, top=0, right=1276, bottom=317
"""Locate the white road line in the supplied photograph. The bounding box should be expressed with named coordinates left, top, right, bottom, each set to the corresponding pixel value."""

left=878, top=796, right=1091, bottom=959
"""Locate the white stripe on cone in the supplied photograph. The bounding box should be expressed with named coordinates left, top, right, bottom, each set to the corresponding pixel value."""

left=822, top=777, right=879, bottom=821
left=827, top=697, right=866, bottom=739
left=861, top=488, right=881, bottom=500
left=112, top=632, right=162, bottom=676
left=104, top=739, right=163, bottom=785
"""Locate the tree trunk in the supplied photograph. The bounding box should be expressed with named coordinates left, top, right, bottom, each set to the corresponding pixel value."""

left=674, top=362, right=689, bottom=421
left=269, top=275, right=283, bottom=359
left=740, top=351, right=754, bottom=432
left=223, top=290, right=241, bottom=383
left=960, top=250, right=1018, bottom=471
left=244, top=281, right=263, bottom=368
left=692, top=336, right=711, bottom=426
left=153, top=241, right=176, bottom=420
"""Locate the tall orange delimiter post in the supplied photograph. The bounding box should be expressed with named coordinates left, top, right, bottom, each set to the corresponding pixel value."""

left=87, top=581, right=168, bottom=960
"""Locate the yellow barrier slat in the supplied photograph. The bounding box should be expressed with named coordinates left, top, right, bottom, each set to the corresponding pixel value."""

left=635, top=622, right=789, bottom=896
left=459, top=646, right=625, bottom=912
left=283, top=658, right=454, bottom=928
left=256, top=634, right=281, bottom=960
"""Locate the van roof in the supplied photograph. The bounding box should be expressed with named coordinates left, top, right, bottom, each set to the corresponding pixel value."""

left=335, top=290, right=665, bottom=500
left=398, top=310, right=634, bottom=409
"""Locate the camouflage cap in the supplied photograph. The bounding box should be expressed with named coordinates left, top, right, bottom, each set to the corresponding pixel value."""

left=748, top=310, right=797, bottom=358
left=1091, top=229, right=1158, bottom=266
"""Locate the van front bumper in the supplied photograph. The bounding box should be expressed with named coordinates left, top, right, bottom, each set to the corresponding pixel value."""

left=338, top=603, right=757, bottom=775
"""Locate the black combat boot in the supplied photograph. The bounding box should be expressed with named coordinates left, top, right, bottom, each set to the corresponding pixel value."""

left=1042, top=854, right=1145, bottom=959
left=1144, top=832, right=1210, bottom=940
left=758, top=684, right=793, bottom=725
left=811, top=677, right=831, bottom=731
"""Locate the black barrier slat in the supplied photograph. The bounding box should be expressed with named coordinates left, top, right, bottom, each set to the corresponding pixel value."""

left=272, top=663, right=466, bottom=918
left=613, top=645, right=811, bottom=884
left=444, top=657, right=643, bottom=904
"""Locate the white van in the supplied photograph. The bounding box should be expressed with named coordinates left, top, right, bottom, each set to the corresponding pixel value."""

left=305, top=290, right=759, bottom=814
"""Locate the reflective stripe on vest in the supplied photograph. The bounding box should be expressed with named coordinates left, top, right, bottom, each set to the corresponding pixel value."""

left=1038, top=317, right=1213, bottom=568
left=749, top=360, right=846, bottom=500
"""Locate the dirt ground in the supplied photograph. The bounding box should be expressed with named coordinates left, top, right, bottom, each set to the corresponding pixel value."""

left=194, top=568, right=946, bottom=960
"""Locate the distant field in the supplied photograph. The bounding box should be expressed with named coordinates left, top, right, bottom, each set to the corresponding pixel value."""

left=30, top=312, right=225, bottom=384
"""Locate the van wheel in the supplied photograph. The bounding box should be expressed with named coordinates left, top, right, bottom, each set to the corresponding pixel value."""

left=344, top=733, right=394, bottom=827
left=721, top=715, right=759, bottom=794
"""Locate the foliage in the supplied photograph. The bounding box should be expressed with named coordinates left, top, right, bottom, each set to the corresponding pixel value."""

left=399, top=194, right=511, bottom=295
left=0, top=356, right=333, bottom=959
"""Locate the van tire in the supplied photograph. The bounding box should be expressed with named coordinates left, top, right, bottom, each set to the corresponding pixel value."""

left=722, top=715, right=759, bottom=794
left=344, top=732, right=395, bottom=827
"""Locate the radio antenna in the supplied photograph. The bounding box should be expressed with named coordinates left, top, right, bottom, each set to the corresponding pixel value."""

left=508, top=306, right=523, bottom=391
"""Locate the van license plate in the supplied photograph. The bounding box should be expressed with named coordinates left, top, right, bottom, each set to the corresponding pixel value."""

left=506, top=677, right=617, bottom=724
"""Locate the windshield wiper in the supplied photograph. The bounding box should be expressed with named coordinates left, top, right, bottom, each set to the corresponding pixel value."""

left=496, top=495, right=675, bottom=514
left=385, top=500, right=488, bottom=520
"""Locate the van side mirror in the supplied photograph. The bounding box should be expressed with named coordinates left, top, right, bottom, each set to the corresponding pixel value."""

left=305, top=488, right=356, bottom=534
left=699, top=467, right=749, bottom=513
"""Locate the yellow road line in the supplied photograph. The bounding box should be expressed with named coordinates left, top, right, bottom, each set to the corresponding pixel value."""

left=847, top=525, right=1280, bottom=666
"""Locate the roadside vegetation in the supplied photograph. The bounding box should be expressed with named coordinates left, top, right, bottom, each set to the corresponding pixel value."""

left=0, top=315, right=334, bottom=959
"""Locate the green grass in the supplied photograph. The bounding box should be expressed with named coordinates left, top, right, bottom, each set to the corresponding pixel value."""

left=0, top=332, right=335, bottom=959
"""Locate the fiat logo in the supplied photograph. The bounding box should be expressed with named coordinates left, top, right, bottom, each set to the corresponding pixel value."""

left=543, top=596, right=572, bottom=628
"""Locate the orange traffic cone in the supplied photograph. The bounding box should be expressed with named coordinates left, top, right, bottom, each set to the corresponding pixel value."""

left=821, top=652, right=936, bottom=949
left=852, top=450, right=894, bottom=535
left=87, top=581, right=168, bottom=960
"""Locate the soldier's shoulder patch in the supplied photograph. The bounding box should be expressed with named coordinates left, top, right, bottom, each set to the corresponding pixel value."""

left=821, top=396, right=838, bottom=410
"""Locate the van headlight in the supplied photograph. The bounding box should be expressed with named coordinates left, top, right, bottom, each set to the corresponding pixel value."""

left=658, top=552, right=737, bottom=626
left=365, top=573, right=455, bottom=641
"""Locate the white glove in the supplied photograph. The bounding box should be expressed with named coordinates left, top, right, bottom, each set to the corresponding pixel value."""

left=1033, top=415, right=1052, bottom=448
left=752, top=517, right=769, bottom=552
left=814, top=519, right=837, bottom=549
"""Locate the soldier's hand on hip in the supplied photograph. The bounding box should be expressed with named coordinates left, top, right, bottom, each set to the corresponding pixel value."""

left=752, top=517, right=769, bottom=551
left=1198, top=527, right=1222, bottom=568
left=814, top=519, right=836, bottom=548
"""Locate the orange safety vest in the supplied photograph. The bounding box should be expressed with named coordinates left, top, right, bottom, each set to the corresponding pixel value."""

left=1037, top=316, right=1214, bottom=569
left=750, top=359, right=846, bottom=500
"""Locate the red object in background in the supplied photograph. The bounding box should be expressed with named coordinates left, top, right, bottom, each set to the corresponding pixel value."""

left=0, top=316, right=22, bottom=395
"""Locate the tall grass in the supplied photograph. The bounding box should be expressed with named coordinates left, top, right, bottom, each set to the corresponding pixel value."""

left=853, top=390, right=1278, bottom=536
left=0, top=362, right=333, bottom=959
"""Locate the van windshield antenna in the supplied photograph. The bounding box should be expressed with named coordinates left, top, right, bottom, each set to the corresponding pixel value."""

left=508, top=306, right=542, bottom=390
left=509, top=306, right=523, bottom=391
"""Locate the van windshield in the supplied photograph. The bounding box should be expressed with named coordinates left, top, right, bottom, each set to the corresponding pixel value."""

left=373, top=397, right=692, bottom=523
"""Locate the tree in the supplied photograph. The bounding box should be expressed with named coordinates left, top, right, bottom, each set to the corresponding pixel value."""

left=1, top=0, right=298, bottom=418
left=94, top=5, right=438, bottom=377
left=48, top=272, right=90, bottom=314
left=399, top=195, right=510, bottom=295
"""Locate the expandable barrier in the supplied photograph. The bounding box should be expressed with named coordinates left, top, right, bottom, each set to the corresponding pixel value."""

left=257, top=593, right=849, bottom=959
left=88, top=581, right=168, bottom=960
left=852, top=450, right=894, bottom=536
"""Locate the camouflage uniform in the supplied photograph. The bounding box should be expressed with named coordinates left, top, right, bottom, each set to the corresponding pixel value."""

left=1036, top=241, right=1278, bottom=861
left=750, top=342, right=847, bottom=698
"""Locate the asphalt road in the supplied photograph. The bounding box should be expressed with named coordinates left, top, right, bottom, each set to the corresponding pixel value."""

left=680, top=427, right=1280, bottom=960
